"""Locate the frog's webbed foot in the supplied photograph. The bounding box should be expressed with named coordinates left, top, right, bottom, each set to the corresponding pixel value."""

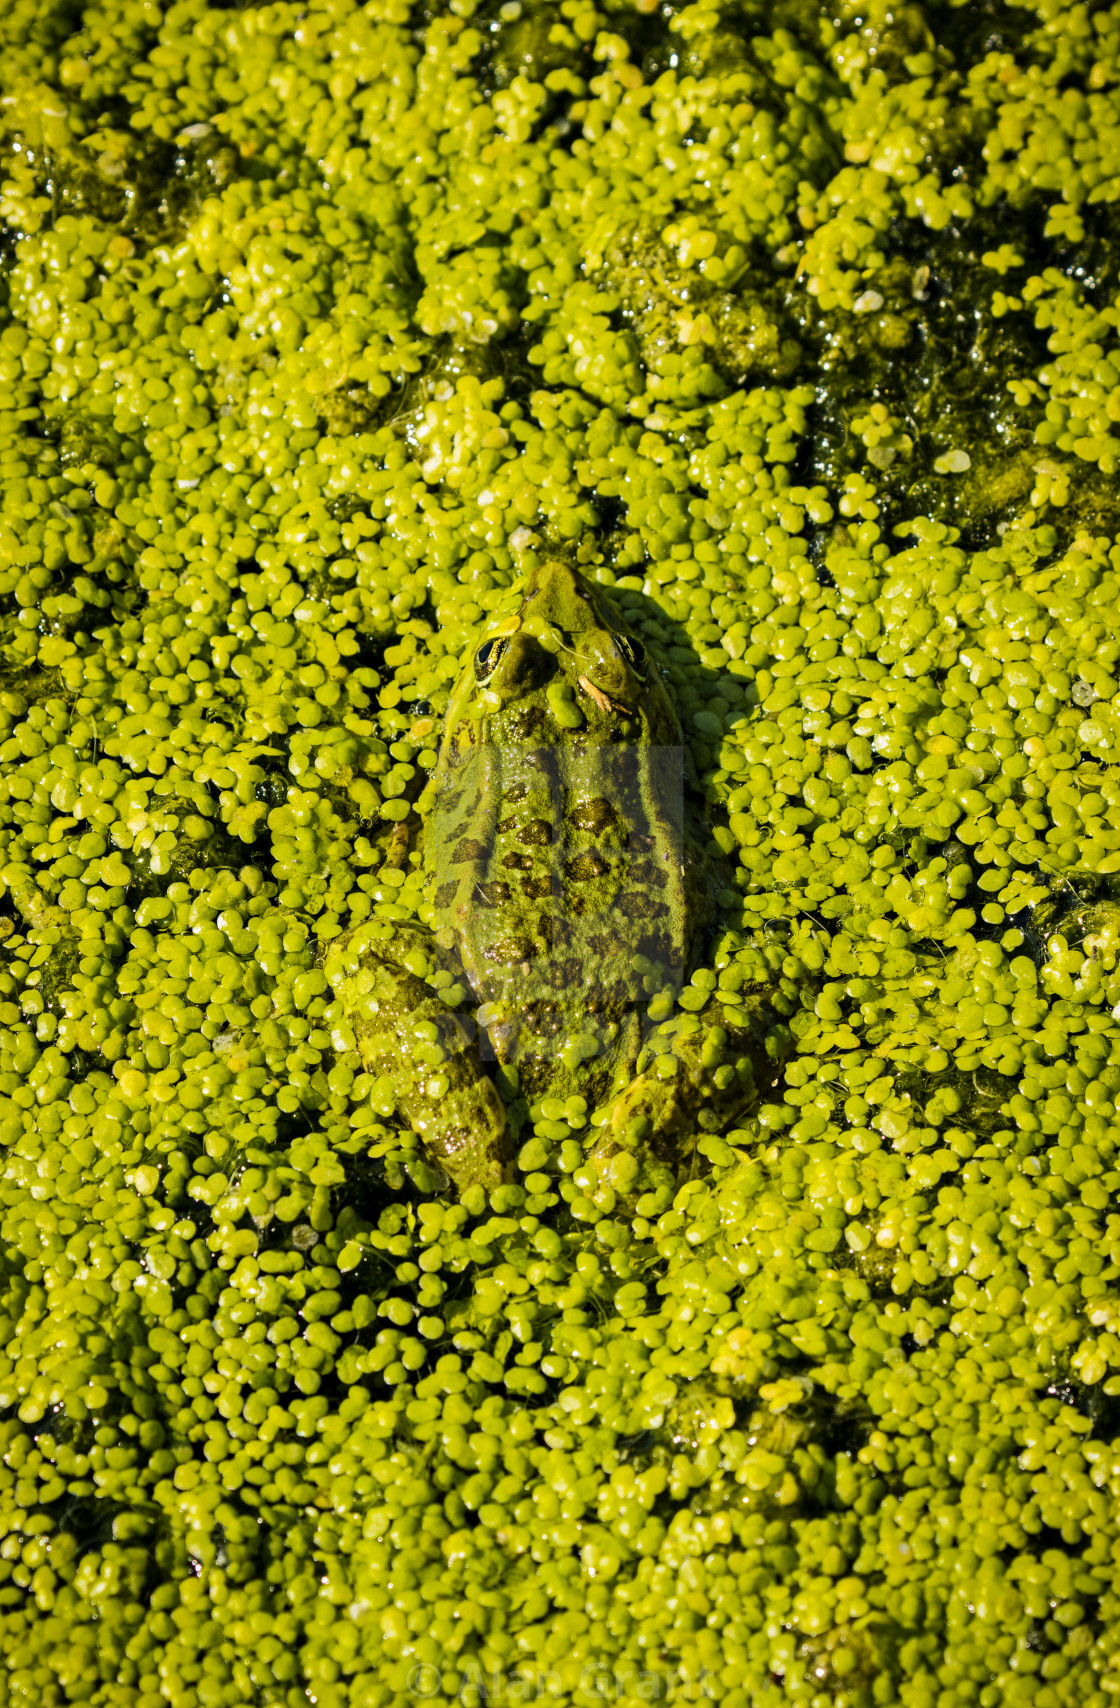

left=324, top=921, right=509, bottom=1193
left=586, top=993, right=792, bottom=1208
left=383, top=818, right=411, bottom=872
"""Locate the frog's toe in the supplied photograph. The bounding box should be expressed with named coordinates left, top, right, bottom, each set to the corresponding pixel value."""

left=587, top=1127, right=677, bottom=1216
left=585, top=1076, right=688, bottom=1208
left=415, top=1077, right=511, bottom=1193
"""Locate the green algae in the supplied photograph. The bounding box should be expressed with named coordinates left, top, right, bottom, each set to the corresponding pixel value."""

left=2, top=0, right=1120, bottom=1704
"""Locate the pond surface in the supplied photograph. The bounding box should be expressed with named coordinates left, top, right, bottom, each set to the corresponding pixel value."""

left=2, top=0, right=1120, bottom=1702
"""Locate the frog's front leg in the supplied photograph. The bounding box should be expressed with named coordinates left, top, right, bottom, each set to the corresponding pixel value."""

left=586, top=993, right=791, bottom=1202
left=324, top=924, right=509, bottom=1192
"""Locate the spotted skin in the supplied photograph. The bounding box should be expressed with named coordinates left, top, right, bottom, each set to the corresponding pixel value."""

left=326, top=562, right=788, bottom=1197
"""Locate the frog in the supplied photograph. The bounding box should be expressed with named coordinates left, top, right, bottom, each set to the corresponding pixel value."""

left=324, top=560, right=791, bottom=1200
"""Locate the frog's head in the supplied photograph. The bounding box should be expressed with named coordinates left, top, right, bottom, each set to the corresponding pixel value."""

left=446, top=561, right=681, bottom=748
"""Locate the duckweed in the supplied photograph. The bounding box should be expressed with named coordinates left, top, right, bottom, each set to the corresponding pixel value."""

left=4, top=0, right=1120, bottom=1702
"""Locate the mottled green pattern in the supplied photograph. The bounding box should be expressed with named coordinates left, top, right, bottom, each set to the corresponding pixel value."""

left=2, top=0, right=1120, bottom=1705
left=325, top=917, right=511, bottom=1192
left=325, top=560, right=787, bottom=1195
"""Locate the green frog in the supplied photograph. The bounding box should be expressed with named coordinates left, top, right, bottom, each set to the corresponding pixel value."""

left=325, top=561, right=789, bottom=1200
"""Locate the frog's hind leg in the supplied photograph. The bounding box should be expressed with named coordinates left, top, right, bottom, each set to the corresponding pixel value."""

left=324, top=920, right=510, bottom=1192
left=587, top=992, right=792, bottom=1207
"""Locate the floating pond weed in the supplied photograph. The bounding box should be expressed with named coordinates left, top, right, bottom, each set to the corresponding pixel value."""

left=4, top=0, right=1120, bottom=1701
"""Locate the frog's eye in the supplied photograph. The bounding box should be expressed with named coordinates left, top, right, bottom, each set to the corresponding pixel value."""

left=475, top=637, right=508, bottom=680
left=614, top=635, right=645, bottom=672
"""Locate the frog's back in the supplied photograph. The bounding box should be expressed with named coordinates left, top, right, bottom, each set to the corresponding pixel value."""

left=424, top=563, right=716, bottom=1105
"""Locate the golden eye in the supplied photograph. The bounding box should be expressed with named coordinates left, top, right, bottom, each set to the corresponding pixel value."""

left=615, top=635, right=645, bottom=671
left=475, top=637, right=508, bottom=681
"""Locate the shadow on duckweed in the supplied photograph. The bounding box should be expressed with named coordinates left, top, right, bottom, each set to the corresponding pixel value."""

left=784, top=174, right=1120, bottom=553
left=601, top=223, right=803, bottom=395
left=430, top=2, right=1120, bottom=557
left=1031, top=876, right=1120, bottom=949
left=790, top=208, right=1073, bottom=551
left=317, top=321, right=545, bottom=449
left=34, top=121, right=244, bottom=251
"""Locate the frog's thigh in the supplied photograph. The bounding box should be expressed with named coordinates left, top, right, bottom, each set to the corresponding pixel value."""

left=588, top=997, right=790, bottom=1194
left=328, top=946, right=509, bottom=1193
left=349, top=919, right=458, bottom=982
